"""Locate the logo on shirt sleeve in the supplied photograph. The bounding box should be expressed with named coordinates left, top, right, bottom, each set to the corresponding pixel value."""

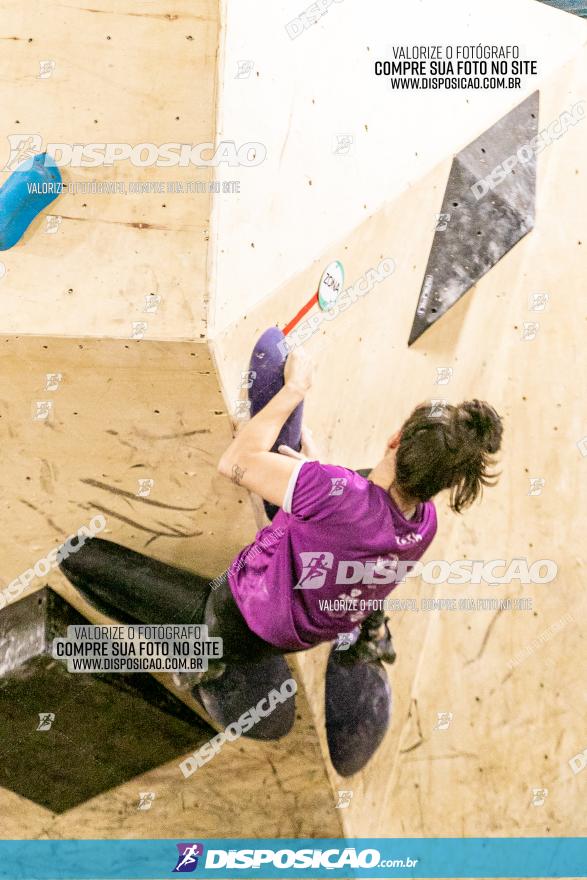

left=294, top=552, right=334, bottom=589
left=328, top=477, right=348, bottom=497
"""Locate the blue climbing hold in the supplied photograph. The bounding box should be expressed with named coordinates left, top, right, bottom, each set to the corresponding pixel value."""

left=0, top=153, right=62, bottom=251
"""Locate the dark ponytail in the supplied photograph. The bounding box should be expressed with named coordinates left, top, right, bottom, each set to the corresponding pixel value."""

left=395, top=399, right=503, bottom=513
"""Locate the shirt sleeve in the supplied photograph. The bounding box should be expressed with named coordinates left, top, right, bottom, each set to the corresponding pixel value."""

left=283, top=460, right=355, bottom=521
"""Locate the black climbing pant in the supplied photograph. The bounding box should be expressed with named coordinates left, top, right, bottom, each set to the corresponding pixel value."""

left=60, top=468, right=373, bottom=665
left=59, top=537, right=280, bottom=664
left=204, top=574, right=283, bottom=663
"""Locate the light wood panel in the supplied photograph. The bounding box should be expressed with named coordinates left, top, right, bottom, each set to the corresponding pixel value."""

left=0, top=0, right=217, bottom=340
left=216, top=51, right=587, bottom=840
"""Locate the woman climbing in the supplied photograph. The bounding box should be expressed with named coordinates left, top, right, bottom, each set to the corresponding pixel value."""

left=59, top=330, right=503, bottom=679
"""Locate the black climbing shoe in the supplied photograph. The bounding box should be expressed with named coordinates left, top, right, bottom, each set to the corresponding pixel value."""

left=342, top=610, right=396, bottom=665
left=365, top=611, right=396, bottom=664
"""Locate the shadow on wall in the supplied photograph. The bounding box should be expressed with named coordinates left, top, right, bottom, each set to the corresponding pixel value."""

left=536, top=0, right=587, bottom=17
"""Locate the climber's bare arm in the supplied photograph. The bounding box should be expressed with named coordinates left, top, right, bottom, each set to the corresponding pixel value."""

left=217, top=349, right=314, bottom=507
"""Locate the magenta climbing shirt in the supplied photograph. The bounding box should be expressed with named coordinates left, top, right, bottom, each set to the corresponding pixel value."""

left=228, top=461, right=438, bottom=651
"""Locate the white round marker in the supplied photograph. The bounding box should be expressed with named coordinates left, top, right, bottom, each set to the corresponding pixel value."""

left=318, top=260, right=344, bottom=310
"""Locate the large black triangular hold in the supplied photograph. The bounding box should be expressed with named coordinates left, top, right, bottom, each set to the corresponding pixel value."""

left=0, top=587, right=214, bottom=813
left=409, top=91, right=539, bottom=345
left=535, top=1, right=587, bottom=19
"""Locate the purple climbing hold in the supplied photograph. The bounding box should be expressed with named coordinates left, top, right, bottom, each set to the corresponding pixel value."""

left=248, top=327, right=304, bottom=519
left=194, top=656, right=296, bottom=740
left=325, top=646, right=392, bottom=776
left=248, top=327, right=304, bottom=454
